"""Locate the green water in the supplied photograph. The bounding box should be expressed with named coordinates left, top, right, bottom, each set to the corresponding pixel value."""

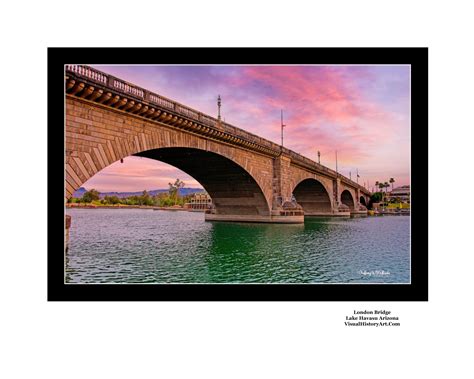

left=65, top=208, right=410, bottom=283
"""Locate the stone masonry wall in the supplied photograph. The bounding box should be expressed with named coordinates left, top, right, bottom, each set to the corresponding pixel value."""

left=66, top=97, right=275, bottom=212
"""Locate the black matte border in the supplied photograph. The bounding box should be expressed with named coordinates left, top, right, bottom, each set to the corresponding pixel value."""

left=48, top=47, right=428, bottom=301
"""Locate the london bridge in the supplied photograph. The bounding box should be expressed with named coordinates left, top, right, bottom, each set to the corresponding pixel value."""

left=65, top=65, right=371, bottom=224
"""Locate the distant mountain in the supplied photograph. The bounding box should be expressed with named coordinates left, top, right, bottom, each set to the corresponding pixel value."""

left=72, top=187, right=205, bottom=199
left=73, top=187, right=87, bottom=197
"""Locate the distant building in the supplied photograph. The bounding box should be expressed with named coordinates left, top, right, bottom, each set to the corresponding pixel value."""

left=387, top=185, right=410, bottom=203
left=185, top=193, right=212, bottom=210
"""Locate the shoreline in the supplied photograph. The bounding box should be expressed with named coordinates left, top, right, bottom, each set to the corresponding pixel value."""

left=66, top=204, right=205, bottom=212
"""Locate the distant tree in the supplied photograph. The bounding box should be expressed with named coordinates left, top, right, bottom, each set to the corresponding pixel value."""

left=161, top=197, right=174, bottom=207
left=168, top=184, right=177, bottom=201
left=82, top=189, right=100, bottom=203
left=384, top=182, right=389, bottom=195
left=140, top=190, right=153, bottom=206
left=123, top=197, right=133, bottom=205
left=104, top=195, right=121, bottom=205
left=153, top=193, right=166, bottom=206
left=368, top=192, right=383, bottom=209
left=389, top=178, right=395, bottom=192
left=377, top=182, right=385, bottom=203
left=370, top=192, right=383, bottom=203
left=127, top=195, right=140, bottom=205
left=168, top=179, right=185, bottom=205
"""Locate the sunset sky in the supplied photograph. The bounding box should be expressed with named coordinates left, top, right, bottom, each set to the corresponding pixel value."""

left=82, top=65, right=410, bottom=193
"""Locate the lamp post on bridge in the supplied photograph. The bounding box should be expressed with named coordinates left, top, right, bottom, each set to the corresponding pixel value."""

left=281, top=109, right=286, bottom=150
left=217, top=95, right=222, bottom=122
left=317, top=150, right=320, bottom=164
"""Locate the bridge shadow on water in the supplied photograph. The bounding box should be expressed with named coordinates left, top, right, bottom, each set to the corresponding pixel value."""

left=203, top=218, right=347, bottom=283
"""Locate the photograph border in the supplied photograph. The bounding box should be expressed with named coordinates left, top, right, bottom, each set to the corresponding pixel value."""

left=48, top=47, right=428, bottom=301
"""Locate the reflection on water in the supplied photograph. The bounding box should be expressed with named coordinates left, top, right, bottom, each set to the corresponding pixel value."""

left=66, top=209, right=410, bottom=283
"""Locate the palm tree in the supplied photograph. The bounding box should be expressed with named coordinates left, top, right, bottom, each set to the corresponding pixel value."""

left=375, top=181, right=379, bottom=194
left=389, top=178, right=395, bottom=192
left=378, top=182, right=384, bottom=192
left=384, top=182, right=390, bottom=202
left=378, top=182, right=384, bottom=203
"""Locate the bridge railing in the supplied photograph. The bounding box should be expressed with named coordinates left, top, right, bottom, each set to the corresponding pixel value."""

left=175, top=104, right=200, bottom=120
left=285, top=148, right=336, bottom=176
left=113, top=78, right=145, bottom=98
left=148, top=93, right=174, bottom=110
left=221, top=122, right=277, bottom=150
left=65, top=64, right=370, bottom=194
left=65, top=65, right=108, bottom=85
left=200, top=114, right=217, bottom=128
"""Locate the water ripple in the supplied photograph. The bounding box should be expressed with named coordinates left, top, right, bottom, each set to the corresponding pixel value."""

left=66, top=209, right=410, bottom=284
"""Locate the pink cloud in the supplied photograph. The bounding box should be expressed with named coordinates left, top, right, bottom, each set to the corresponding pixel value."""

left=232, top=66, right=406, bottom=165
left=82, top=157, right=203, bottom=192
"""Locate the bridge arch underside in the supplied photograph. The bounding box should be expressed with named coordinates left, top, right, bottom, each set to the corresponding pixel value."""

left=341, top=190, right=355, bottom=210
left=135, top=148, right=270, bottom=216
left=360, top=196, right=367, bottom=207
left=293, top=178, right=333, bottom=216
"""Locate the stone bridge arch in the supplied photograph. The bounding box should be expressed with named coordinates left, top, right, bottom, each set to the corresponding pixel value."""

left=66, top=97, right=274, bottom=217
left=291, top=177, right=334, bottom=215
left=136, top=148, right=270, bottom=216
left=340, top=189, right=356, bottom=210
